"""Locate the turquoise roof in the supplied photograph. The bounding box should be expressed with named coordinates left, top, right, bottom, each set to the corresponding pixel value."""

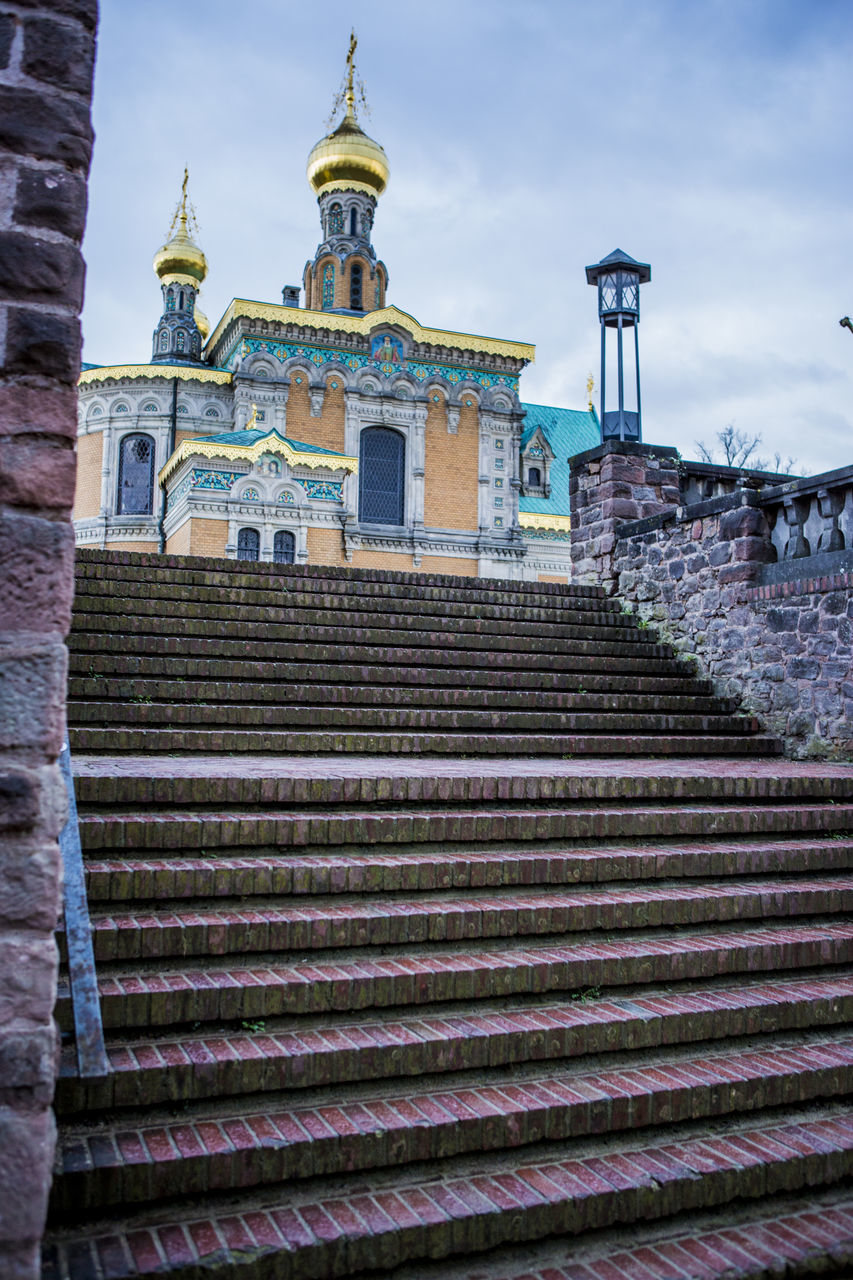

left=190, top=427, right=349, bottom=456
left=518, top=403, right=600, bottom=516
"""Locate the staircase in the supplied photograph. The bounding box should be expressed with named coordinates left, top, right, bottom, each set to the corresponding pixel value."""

left=44, top=549, right=853, bottom=1279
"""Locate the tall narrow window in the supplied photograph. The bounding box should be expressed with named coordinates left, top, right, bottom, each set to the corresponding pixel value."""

left=329, top=203, right=343, bottom=234
left=117, top=434, right=155, bottom=515
left=359, top=427, right=405, bottom=525
left=273, top=530, right=295, bottom=563
left=237, top=527, right=260, bottom=560
left=322, top=263, right=335, bottom=309
left=349, top=207, right=358, bottom=236
left=350, top=262, right=363, bottom=311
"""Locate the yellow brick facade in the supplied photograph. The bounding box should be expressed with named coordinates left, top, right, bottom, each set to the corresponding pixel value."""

left=103, top=539, right=158, bottom=551
left=349, top=550, right=414, bottom=571
left=420, top=556, right=479, bottom=577
left=424, top=396, right=479, bottom=530
left=166, top=517, right=227, bottom=558
left=284, top=375, right=346, bottom=454
left=73, top=432, right=102, bottom=519
left=538, top=573, right=569, bottom=584
left=307, top=526, right=346, bottom=566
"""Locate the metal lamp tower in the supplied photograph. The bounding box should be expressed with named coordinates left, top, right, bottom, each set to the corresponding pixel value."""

left=585, top=249, right=651, bottom=442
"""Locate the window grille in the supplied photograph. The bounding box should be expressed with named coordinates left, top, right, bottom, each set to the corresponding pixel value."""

left=236, top=527, right=260, bottom=560
left=273, top=530, right=295, bottom=563
left=117, top=434, right=154, bottom=515
left=359, top=427, right=405, bottom=525
left=350, top=263, right=362, bottom=311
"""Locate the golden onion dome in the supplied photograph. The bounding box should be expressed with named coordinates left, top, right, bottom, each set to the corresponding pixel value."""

left=193, top=300, right=210, bottom=342
left=153, top=171, right=208, bottom=288
left=306, top=104, right=389, bottom=199
left=153, top=213, right=207, bottom=288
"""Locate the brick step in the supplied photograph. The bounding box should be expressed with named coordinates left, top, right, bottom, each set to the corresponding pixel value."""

left=68, top=728, right=784, bottom=756
left=75, top=877, right=853, bottom=963
left=77, top=838, right=853, bottom=904
left=68, top=701, right=760, bottom=737
left=70, top=612, right=668, bottom=659
left=56, top=971, right=853, bottom=1114
left=73, top=577, right=622, bottom=624
left=49, top=1035, right=853, bottom=1214
left=74, top=548, right=607, bottom=602
left=67, top=677, right=738, bottom=715
left=69, top=654, right=717, bottom=696
left=55, top=919, right=853, bottom=1030
left=72, top=590, right=635, bottom=638
left=443, top=1193, right=853, bottom=1280
left=74, top=801, right=851, bottom=854
left=40, top=1108, right=853, bottom=1279
left=67, top=631, right=691, bottom=675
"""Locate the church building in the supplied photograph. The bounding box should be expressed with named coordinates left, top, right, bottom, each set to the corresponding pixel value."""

left=73, top=40, right=597, bottom=582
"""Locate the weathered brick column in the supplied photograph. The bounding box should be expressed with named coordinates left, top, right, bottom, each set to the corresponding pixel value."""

left=568, top=439, right=681, bottom=587
left=0, top=3, right=96, bottom=1276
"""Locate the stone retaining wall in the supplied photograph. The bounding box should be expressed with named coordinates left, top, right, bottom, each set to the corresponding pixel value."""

left=0, top=3, right=96, bottom=1276
left=570, top=443, right=853, bottom=758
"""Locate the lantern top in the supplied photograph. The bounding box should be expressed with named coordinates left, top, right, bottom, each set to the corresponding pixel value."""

left=585, top=248, right=651, bottom=286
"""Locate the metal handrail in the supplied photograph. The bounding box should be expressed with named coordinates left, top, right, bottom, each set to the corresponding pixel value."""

left=59, top=741, right=110, bottom=1079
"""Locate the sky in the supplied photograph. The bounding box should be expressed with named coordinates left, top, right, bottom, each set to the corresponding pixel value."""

left=81, top=0, right=853, bottom=476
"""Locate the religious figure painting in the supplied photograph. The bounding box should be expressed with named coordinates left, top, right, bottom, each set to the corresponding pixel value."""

left=371, top=333, right=404, bottom=365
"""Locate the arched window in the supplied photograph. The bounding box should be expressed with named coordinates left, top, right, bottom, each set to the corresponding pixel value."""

left=117, top=434, right=155, bottom=515
left=349, top=207, right=358, bottom=236
left=322, top=263, right=334, bottom=309
left=178, top=290, right=185, bottom=310
left=273, top=530, right=295, bottom=563
left=359, top=427, right=405, bottom=525
left=350, top=262, right=363, bottom=311
left=528, top=466, right=542, bottom=487
left=236, top=527, right=260, bottom=560
left=166, top=290, right=176, bottom=312
left=329, top=203, right=343, bottom=234
left=159, top=330, right=169, bottom=350
left=176, top=330, right=186, bottom=352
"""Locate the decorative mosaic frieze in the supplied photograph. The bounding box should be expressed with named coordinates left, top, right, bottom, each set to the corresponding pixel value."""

left=296, top=477, right=344, bottom=502
left=190, top=469, right=243, bottom=491
left=227, top=337, right=519, bottom=393
left=523, top=526, right=572, bottom=542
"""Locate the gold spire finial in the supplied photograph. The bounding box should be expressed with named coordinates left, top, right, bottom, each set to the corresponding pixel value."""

left=245, top=402, right=259, bottom=431
left=167, top=166, right=199, bottom=241
left=325, top=30, right=371, bottom=130
left=586, top=372, right=595, bottom=410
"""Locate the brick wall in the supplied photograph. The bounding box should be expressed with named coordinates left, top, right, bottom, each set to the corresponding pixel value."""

left=188, top=516, right=227, bottom=559
left=71, top=428, right=100, bottom=517
left=164, top=518, right=191, bottom=556
left=307, top=524, right=346, bottom=566
left=421, top=554, right=478, bottom=576
left=284, top=374, right=346, bottom=454
left=424, top=396, right=479, bottom=530
left=0, top=2, right=97, bottom=1276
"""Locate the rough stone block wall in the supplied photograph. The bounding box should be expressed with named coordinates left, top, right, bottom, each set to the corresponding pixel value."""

left=613, top=500, right=853, bottom=757
left=569, top=440, right=681, bottom=585
left=0, top=2, right=96, bottom=1275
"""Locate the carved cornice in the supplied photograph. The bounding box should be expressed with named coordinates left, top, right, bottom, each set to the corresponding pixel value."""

left=207, top=300, right=535, bottom=365
left=159, top=434, right=358, bottom=485
left=79, top=364, right=232, bottom=387
left=518, top=511, right=572, bottom=531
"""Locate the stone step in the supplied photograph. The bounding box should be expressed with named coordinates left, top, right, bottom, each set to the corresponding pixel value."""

left=77, top=838, right=853, bottom=904
left=70, top=611, right=669, bottom=659
left=74, top=548, right=607, bottom=603
left=67, top=631, right=695, bottom=675
left=55, top=919, right=853, bottom=1030
left=40, top=1109, right=853, bottom=1279
left=72, top=589, right=634, bottom=637
left=68, top=701, right=760, bottom=737
left=440, top=1193, right=853, bottom=1280
left=74, top=801, right=851, bottom=853
left=67, top=676, right=739, bottom=714
left=68, top=727, right=784, bottom=755
left=68, top=655, right=717, bottom=696
left=50, top=1036, right=853, bottom=1214
left=75, top=877, right=853, bottom=964
left=73, top=577, right=622, bottom=624
left=56, top=971, right=853, bottom=1114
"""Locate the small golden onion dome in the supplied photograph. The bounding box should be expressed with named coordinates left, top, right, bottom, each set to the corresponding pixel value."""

left=153, top=211, right=208, bottom=289
left=306, top=105, right=389, bottom=199
left=193, top=300, right=210, bottom=342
